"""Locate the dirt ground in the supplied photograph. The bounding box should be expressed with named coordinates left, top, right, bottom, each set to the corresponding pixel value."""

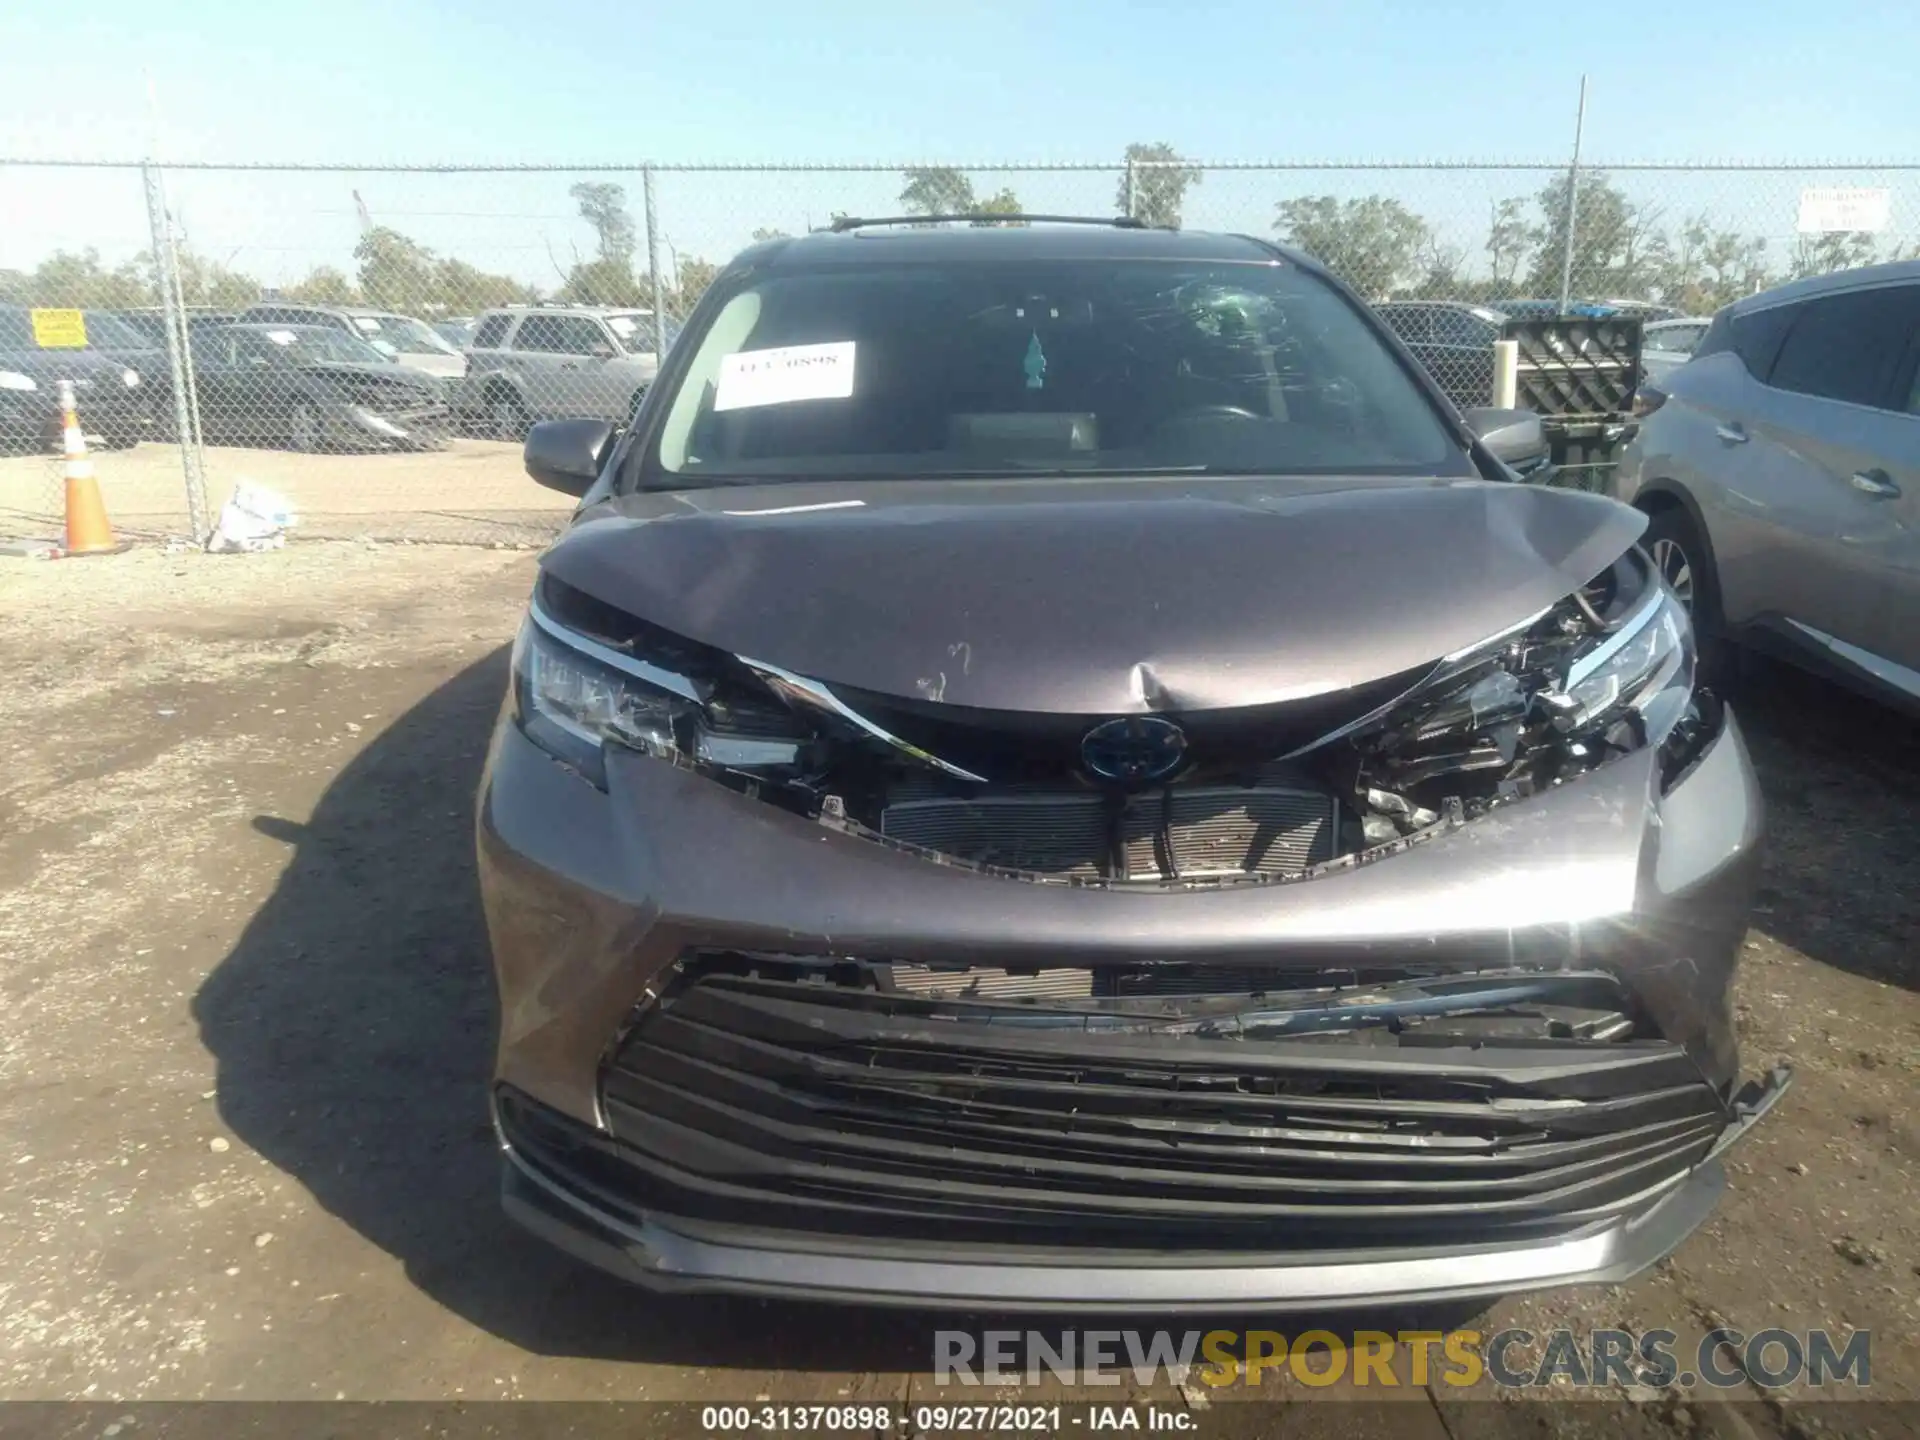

left=0, top=542, right=1915, bottom=1435
left=0, top=439, right=572, bottom=547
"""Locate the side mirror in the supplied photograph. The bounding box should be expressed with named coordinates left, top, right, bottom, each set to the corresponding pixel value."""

left=523, top=418, right=614, bottom=497
left=1462, top=405, right=1549, bottom=467
left=587, top=340, right=617, bottom=360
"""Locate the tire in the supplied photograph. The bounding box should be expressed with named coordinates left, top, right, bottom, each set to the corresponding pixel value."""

left=1641, top=502, right=1731, bottom=680
left=488, top=388, right=528, bottom=442
left=288, top=400, right=322, bottom=453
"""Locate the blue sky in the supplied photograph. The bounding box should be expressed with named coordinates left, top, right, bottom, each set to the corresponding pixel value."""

left=4, top=0, right=1916, bottom=164
left=2, top=0, right=1916, bottom=285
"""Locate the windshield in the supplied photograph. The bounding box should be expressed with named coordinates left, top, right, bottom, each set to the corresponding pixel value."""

left=257, top=326, right=390, bottom=365
left=643, top=259, right=1462, bottom=486
left=606, top=312, right=678, bottom=352
left=349, top=313, right=458, bottom=355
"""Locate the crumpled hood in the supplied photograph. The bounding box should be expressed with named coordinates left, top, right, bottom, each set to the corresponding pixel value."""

left=540, top=476, right=1647, bottom=715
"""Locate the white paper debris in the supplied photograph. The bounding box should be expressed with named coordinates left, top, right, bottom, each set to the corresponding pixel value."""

left=207, top=481, right=299, bottom=553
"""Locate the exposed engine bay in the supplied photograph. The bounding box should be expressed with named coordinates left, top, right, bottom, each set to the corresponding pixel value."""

left=516, top=540, right=1711, bottom=890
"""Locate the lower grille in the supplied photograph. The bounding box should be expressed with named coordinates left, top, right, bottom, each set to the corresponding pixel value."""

left=880, top=776, right=1336, bottom=881
left=564, top=958, right=1729, bottom=1254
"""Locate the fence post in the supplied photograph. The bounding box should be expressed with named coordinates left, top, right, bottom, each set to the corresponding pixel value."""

left=1491, top=339, right=1520, bottom=409
left=643, top=164, right=666, bottom=356
left=1122, top=156, right=1136, bottom=220
left=1556, top=75, right=1588, bottom=313
left=140, top=159, right=209, bottom=542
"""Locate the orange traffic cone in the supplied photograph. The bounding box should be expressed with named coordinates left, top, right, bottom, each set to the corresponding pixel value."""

left=58, top=379, right=119, bottom=556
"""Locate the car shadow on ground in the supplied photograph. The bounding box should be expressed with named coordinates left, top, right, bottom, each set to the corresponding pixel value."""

left=193, top=647, right=1914, bottom=1369
left=1719, top=655, right=1920, bottom=993
left=193, top=648, right=1486, bottom=1368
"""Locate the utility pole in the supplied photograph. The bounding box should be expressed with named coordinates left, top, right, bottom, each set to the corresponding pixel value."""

left=1557, top=75, right=1589, bottom=313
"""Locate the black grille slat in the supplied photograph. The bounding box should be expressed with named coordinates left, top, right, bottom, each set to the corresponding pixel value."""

left=599, top=1101, right=1713, bottom=1225
left=622, top=1010, right=1716, bottom=1138
left=666, top=977, right=1706, bottom=1098
left=608, top=1043, right=1722, bottom=1174
left=603, top=1065, right=1724, bottom=1202
left=577, top=964, right=1729, bottom=1251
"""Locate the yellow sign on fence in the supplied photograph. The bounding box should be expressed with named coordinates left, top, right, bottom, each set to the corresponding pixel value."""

left=30, top=308, right=88, bottom=348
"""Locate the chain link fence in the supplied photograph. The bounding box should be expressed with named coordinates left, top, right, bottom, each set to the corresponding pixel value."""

left=3, top=157, right=1916, bottom=545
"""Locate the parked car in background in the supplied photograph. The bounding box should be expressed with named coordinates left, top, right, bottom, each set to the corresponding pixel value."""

left=1616, top=262, right=1920, bottom=713
left=239, top=303, right=468, bottom=382
left=106, top=308, right=244, bottom=348
left=435, top=316, right=477, bottom=349
left=458, top=304, right=678, bottom=437
left=188, top=323, right=449, bottom=452
left=76, top=310, right=174, bottom=436
left=1499, top=298, right=1677, bottom=323
left=1600, top=299, right=1683, bottom=323
left=1639, top=317, right=1713, bottom=385
left=480, top=217, right=1783, bottom=1312
left=0, top=304, right=150, bottom=449
left=1373, top=300, right=1507, bottom=411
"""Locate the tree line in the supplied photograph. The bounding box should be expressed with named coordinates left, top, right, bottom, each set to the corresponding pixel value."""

left=1, top=153, right=1908, bottom=327
left=1274, top=171, right=1904, bottom=313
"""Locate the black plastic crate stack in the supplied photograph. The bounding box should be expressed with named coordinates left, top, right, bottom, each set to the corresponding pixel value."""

left=1504, top=315, right=1642, bottom=493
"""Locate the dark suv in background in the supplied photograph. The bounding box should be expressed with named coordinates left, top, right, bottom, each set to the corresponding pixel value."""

left=0, top=305, right=151, bottom=449
left=240, top=303, right=467, bottom=382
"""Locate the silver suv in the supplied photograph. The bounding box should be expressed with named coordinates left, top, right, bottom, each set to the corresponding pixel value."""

left=1615, top=261, right=1920, bottom=712
left=459, top=305, right=679, bottom=438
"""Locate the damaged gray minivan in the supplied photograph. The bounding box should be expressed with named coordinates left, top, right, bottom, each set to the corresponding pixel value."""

left=476, top=217, right=1788, bottom=1311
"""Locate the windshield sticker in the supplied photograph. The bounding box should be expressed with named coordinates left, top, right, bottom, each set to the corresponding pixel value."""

left=713, top=341, right=856, bottom=412
left=1024, top=332, right=1046, bottom=390
left=265, top=330, right=299, bottom=345
left=352, top=317, right=383, bottom=332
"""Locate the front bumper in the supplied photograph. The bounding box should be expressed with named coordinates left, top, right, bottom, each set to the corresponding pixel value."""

left=0, top=384, right=147, bottom=445
left=335, top=402, right=451, bottom=447
left=478, top=700, right=1779, bottom=1307
left=499, top=1069, right=1788, bottom=1311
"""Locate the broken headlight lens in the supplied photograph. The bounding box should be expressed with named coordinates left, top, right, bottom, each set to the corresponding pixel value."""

left=1355, top=572, right=1696, bottom=837
left=513, top=617, right=695, bottom=785
left=1553, top=585, right=1694, bottom=743
left=512, top=606, right=812, bottom=788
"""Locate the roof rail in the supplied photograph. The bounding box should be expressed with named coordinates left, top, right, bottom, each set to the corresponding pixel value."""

left=826, top=213, right=1151, bottom=233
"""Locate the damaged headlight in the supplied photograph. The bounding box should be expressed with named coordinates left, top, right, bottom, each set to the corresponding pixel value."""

left=512, top=605, right=808, bottom=787
left=1350, top=557, right=1696, bottom=839
left=1552, top=586, right=1694, bottom=742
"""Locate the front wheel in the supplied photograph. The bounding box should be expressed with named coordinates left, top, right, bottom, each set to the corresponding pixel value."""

left=288, top=400, right=323, bottom=453
left=489, top=389, right=528, bottom=442
left=1641, top=503, right=1730, bottom=679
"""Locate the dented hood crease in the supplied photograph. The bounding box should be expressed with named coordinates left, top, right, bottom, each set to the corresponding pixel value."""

left=540, top=476, right=1646, bottom=714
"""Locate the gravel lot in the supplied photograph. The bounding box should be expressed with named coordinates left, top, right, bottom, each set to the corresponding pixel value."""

left=0, top=439, right=572, bottom=547
left=0, top=543, right=1914, bottom=1434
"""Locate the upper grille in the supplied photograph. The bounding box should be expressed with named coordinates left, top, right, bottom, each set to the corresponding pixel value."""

left=572, top=960, right=1730, bottom=1254
left=880, top=776, right=1336, bottom=881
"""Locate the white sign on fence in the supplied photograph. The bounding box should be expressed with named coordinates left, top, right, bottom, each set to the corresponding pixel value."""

left=1796, top=187, right=1892, bottom=234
